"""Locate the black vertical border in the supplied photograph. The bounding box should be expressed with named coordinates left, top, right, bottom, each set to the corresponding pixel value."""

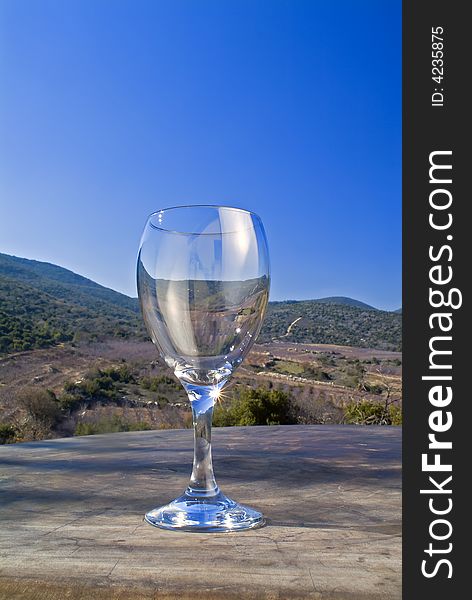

left=403, top=1, right=468, bottom=597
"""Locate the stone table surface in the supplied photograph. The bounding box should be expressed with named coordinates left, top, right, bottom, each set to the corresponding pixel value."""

left=0, top=425, right=401, bottom=600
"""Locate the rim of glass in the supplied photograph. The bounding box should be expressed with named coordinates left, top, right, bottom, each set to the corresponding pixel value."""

left=146, top=204, right=263, bottom=236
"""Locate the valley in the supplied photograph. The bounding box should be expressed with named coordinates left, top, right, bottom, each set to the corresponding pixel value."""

left=0, top=338, right=402, bottom=442
left=0, top=253, right=402, bottom=443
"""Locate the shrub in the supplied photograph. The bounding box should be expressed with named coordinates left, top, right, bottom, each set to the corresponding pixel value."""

left=303, top=366, right=332, bottom=381
left=128, top=421, right=153, bottom=431
left=212, top=405, right=236, bottom=427
left=318, top=353, right=336, bottom=367
left=58, top=392, right=84, bottom=412
left=140, top=375, right=179, bottom=392
left=0, top=424, right=16, bottom=444
left=157, top=395, right=170, bottom=407
left=389, top=404, right=403, bottom=425
left=15, top=387, right=62, bottom=439
left=213, top=388, right=296, bottom=427
left=344, top=400, right=402, bottom=425
left=102, top=365, right=135, bottom=383
left=17, top=388, right=61, bottom=427
left=363, top=383, right=385, bottom=395
left=63, top=377, right=116, bottom=402
left=61, top=366, right=135, bottom=408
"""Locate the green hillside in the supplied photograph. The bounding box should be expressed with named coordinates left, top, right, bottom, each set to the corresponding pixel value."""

left=259, top=300, right=401, bottom=350
left=0, top=254, right=144, bottom=353
left=0, top=253, right=401, bottom=354
left=0, top=253, right=138, bottom=312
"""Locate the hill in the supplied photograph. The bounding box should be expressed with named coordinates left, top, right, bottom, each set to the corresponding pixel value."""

left=0, top=253, right=138, bottom=313
left=279, top=296, right=376, bottom=310
left=0, top=253, right=401, bottom=354
left=259, top=300, right=401, bottom=350
left=0, top=253, right=144, bottom=353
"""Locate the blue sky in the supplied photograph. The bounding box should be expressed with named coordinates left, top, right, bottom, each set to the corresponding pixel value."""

left=0, top=0, right=401, bottom=310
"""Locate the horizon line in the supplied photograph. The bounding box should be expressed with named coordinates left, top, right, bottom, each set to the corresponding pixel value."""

left=0, top=250, right=402, bottom=313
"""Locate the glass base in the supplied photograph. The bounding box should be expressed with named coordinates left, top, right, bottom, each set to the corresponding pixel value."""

left=144, top=489, right=265, bottom=532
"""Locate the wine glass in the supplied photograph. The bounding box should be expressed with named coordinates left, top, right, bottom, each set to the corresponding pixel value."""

left=137, top=205, right=270, bottom=532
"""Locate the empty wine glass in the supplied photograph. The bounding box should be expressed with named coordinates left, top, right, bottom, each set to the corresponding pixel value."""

left=137, top=205, right=270, bottom=532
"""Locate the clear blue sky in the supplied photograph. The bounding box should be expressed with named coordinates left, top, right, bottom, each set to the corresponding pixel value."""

left=0, top=0, right=401, bottom=310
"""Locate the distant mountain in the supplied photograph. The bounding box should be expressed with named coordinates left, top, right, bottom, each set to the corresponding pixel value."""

left=0, top=253, right=401, bottom=354
left=277, top=296, right=377, bottom=310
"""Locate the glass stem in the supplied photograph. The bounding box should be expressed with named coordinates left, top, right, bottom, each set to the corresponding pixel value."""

left=184, top=385, right=219, bottom=497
